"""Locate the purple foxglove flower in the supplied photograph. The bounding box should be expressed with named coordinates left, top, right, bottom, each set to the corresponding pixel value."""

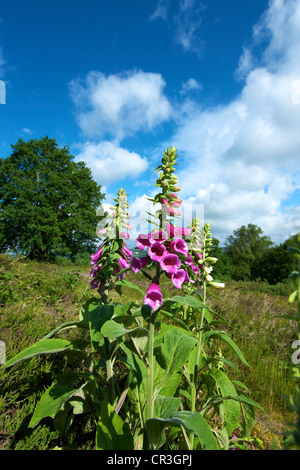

left=89, top=264, right=102, bottom=277
left=170, top=269, right=186, bottom=289
left=118, top=257, right=130, bottom=269
left=190, top=264, right=199, bottom=274
left=167, top=238, right=188, bottom=257
left=184, top=269, right=194, bottom=283
left=149, top=230, right=168, bottom=243
left=160, top=253, right=181, bottom=274
left=174, top=226, right=191, bottom=238
left=169, top=198, right=182, bottom=209
left=131, top=256, right=150, bottom=273
left=166, top=206, right=181, bottom=216
left=91, top=246, right=103, bottom=264
left=120, top=231, right=130, bottom=240
left=122, top=245, right=133, bottom=261
left=148, top=241, right=167, bottom=262
left=165, top=222, right=175, bottom=238
left=143, top=283, right=163, bottom=311
left=89, top=279, right=100, bottom=290
left=184, top=254, right=193, bottom=266
left=136, top=233, right=151, bottom=250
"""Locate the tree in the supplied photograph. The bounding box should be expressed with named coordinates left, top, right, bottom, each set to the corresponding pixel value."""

left=224, top=224, right=273, bottom=280
left=256, top=234, right=299, bottom=284
left=0, top=136, right=105, bottom=261
left=209, top=238, right=234, bottom=281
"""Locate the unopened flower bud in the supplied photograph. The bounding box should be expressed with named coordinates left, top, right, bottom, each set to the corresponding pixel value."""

left=206, top=257, right=218, bottom=264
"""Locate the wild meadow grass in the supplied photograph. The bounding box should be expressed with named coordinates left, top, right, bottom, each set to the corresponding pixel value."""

left=0, top=253, right=298, bottom=450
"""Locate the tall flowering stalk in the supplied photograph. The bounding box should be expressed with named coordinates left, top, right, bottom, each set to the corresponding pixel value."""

left=90, top=188, right=132, bottom=301
left=189, top=221, right=213, bottom=448
left=134, top=147, right=195, bottom=444
left=286, top=233, right=300, bottom=449
left=89, top=188, right=132, bottom=405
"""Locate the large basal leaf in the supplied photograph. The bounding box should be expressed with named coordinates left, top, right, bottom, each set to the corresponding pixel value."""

left=29, top=383, right=79, bottom=428
left=208, top=368, right=240, bottom=436
left=147, top=411, right=218, bottom=450
left=96, top=400, right=134, bottom=450
left=0, top=338, right=82, bottom=370
left=149, top=396, right=182, bottom=449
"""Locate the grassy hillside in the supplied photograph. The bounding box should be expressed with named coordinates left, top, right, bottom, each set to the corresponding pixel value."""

left=0, top=254, right=298, bottom=450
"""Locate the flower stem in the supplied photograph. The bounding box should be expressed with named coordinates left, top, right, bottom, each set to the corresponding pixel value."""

left=145, top=263, right=161, bottom=450
left=105, top=337, right=116, bottom=406
left=190, top=280, right=207, bottom=449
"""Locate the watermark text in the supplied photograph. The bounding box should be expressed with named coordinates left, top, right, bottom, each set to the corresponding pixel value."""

left=0, top=80, right=6, bottom=104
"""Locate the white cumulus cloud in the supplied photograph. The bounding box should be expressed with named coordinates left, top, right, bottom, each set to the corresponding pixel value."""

left=73, top=140, right=149, bottom=187
left=69, top=70, right=171, bottom=140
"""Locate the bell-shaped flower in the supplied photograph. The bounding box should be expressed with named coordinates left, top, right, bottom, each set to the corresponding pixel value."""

left=136, top=233, right=151, bottom=250
left=131, top=256, right=150, bottom=273
left=160, top=252, right=181, bottom=274
left=149, top=230, right=168, bottom=243
left=195, top=251, right=203, bottom=261
left=118, top=257, right=130, bottom=270
left=122, top=245, right=133, bottom=261
left=91, top=245, right=103, bottom=264
left=120, top=231, right=130, bottom=240
left=143, top=283, right=163, bottom=311
left=174, top=226, right=191, bottom=238
left=167, top=238, right=188, bottom=257
left=184, top=254, right=194, bottom=266
left=166, top=206, right=181, bottom=216
left=165, top=222, right=175, bottom=238
left=190, top=264, right=200, bottom=275
left=170, top=269, right=186, bottom=289
left=169, top=197, right=182, bottom=209
left=148, top=241, right=167, bottom=262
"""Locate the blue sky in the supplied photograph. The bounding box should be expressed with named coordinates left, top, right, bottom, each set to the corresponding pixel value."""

left=0, top=0, right=299, bottom=245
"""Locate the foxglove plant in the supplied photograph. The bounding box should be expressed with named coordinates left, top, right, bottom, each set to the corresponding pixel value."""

left=1, top=147, right=264, bottom=452
left=285, top=233, right=300, bottom=449
left=90, top=188, right=132, bottom=299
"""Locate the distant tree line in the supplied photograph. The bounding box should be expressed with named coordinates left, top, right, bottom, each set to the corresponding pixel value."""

left=210, top=224, right=298, bottom=284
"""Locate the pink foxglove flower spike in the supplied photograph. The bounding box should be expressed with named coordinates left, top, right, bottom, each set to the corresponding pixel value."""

left=143, top=283, right=163, bottom=311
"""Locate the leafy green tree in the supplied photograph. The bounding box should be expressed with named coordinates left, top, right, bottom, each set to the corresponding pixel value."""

left=224, top=224, right=273, bottom=280
left=257, top=234, right=299, bottom=284
left=0, top=136, right=104, bottom=261
left=209, top=238, right=234, bottom=281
